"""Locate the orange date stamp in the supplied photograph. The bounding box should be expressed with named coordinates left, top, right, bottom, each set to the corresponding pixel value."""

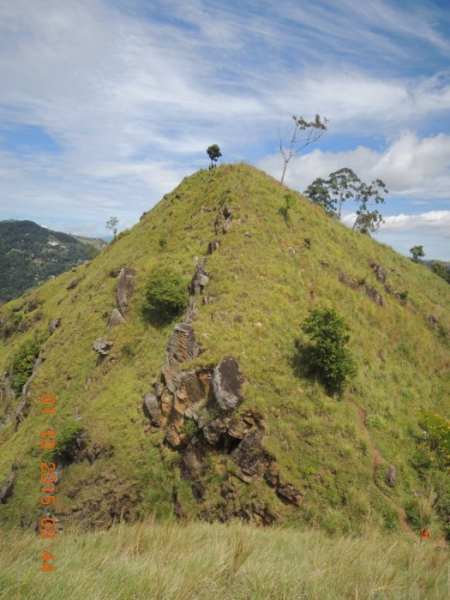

left=40, top=394, right=56, bottom=572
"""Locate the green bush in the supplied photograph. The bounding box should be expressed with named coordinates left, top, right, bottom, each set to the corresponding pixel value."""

left=50, top=421, right=84, bottom=463
left=144, top=267, right=187, bottom=323
left=12, top=339, right=41, bottom=396
left=301, top=308, right=357, bottom=395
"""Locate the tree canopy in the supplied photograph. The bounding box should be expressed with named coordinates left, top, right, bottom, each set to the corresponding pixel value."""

left=304, top=168, right=388, bottom=234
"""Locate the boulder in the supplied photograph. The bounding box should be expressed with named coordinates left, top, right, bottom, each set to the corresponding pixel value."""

left=203, top=417, right=231, bottom=445
left=181, top=444, right=205, bottom=480
left=108, top=308, right=125, bottom=328
left=212, top=355, right=245, bottom=412
left=66, top=278, right=79, bottom=291
left=207, top=240, right=220, bottom=255
left=49, top=317, right=61, bottom=334
left=0, top=473, right=16, bottom=504
left=370, top=262, right=387, bottom=283
left=143, top=392, right=163, bottom=427
left=385, top=465, right=396, bottom=488
left=427, top=314, right=439, bottom=329
left=116, top=267, right=135, bottom=316
left=364, top=283, right=384, bottom=306
left=93, top=338, right=113, bottom=355
left=189, top=259, right=209, bottom=296
left=231, top=429, right=266, bottom=479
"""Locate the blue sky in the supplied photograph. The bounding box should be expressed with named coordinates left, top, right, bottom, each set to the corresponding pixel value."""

left=0, top=0, right=449, bottom=259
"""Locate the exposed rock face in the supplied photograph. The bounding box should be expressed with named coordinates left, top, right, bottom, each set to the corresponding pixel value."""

left=108, top=308, right=125, bottom=328
left=385, top=465, right=396, bottom=488
left=189, top=259, right=209, bottom=296
left=16, top=356, right=43, bottom=428
left=214, top=206, right=233, bottom=235
left=93, top=338, right=113, bottom=355
left=370, top=262, right=386, bottom=284
left=207, top=240, right=220, bottom=255
left=364, top=283, right=383, bottom=306
left=116, top=267, right=135, bottom=316
left=162, top=323, right=199, bottom=392
left=427, top=314, right=439, bottom=329
left=66, top=278, right=79, bottom=291
left=338, top=272, right=360, bottom=290
left=0, top=473, right=16, bottom=504
left=49, top=317, right=61, bottom=334
left=143, top=392, right=163, bottom=427
left=212, top=355, right=245, bottom=412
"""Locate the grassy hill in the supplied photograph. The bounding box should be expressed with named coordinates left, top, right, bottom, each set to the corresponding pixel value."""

left=0, top=164, right=449, bottom=548
left=0, top=220, right=101, bottom=303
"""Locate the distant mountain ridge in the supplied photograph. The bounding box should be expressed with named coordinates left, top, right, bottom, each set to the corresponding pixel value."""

left=0, top=220, right=102, bottom=303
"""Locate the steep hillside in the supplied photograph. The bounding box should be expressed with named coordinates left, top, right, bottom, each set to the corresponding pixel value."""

left=0, top=220, right=101, bottom=303
left=0, top=164, right=449, bottom=539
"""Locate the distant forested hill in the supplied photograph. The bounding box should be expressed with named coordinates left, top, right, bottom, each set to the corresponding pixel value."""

left=0, top=220, right=102, bottom=303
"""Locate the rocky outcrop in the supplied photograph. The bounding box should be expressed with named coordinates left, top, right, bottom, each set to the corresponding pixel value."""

left=162, top=323, right=199, bottom=392
left=15, top=356, right=44, bottom=428
left=370, top=262, right=386, bottom=284
left=0, top=463, right=19, bottom=504
left=116, top=267, right=135, bottom=316
left=212, top=355, right=246, bottom=412
left=364, top=283, right=383, bottom=306
left=49, top=317, right=61, bottom=334
left=338, top=272, right=360, bottom=290
left=189, top=259, right=209, bottom=296
left=66, top=278, right=80, bottom=291
left=214, top=205, right=233, bottom=235
left=207, top=240, right=220, bottom=255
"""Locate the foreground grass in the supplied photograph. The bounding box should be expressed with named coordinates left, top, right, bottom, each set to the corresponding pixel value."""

left=1, top=520, right=449, bottom=599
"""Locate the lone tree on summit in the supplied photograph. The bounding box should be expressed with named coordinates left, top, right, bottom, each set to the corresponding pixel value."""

left=279, top=114, right=328, bottom=185
left=207, top=144, right=222, bottom=169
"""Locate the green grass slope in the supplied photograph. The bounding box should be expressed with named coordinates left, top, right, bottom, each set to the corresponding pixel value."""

left=0, top=164, right=449, bottom=539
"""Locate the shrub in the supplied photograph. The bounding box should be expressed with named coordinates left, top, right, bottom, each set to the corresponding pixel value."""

left=50, top=421, right=84, bottom=463
left=301, top=308, right=357, bottom=394
left=12, top=339, right=41, bottom=396
left=144, top=267, right=188, bottom=323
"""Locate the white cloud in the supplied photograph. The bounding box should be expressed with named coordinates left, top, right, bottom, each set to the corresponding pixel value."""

left=258, top=130, right=450, bottom=200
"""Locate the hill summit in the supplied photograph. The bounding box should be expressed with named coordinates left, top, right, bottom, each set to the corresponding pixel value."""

left=0, top=163, right=449, bottom=539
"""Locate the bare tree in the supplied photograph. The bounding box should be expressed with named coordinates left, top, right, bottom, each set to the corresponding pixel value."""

left=279, top=114, right=328, bottom=185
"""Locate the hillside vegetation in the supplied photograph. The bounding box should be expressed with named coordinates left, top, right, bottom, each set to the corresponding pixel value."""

left=0, top=220, right=101, bottom=303
left=0, top=164, right=449, bottom=546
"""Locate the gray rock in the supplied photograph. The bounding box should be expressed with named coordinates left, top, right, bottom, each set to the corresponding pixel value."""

left=108, top=308, right=125, bottom=328
left=427, top=314, right=439, bottom=329
left=370, top=262, right=387, bottom=283
left=203, top=417, right=231, bottom=445
left=189, top=259, right=209, bottom=296
left=143, top=392, right=163, bottom=427
left=181, top=444, right=205, bottom=480
left=49, top=317, right=61, bottom=334
left=364, top=283, right=384, bottom=306
left=93, top=338, right=113, bottom=355
left=116, top=267, right=135, bottom=316
left=0, top=473, right=16, bottom=504
left=212, top=355, right=245, bottom=412
left=162, top=324, right=199, bottom=392
left=385, top=465, right=396, bottom=488
left=207, top=240, right=220, bottom=255
left=66, top=278, right=79, bottom=291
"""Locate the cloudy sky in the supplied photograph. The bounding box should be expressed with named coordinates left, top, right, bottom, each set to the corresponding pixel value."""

left=0, top=0, right=449, bottom=259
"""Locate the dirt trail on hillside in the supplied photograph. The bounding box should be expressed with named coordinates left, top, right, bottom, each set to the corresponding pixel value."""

left=350, top=401, right=420, bottom=543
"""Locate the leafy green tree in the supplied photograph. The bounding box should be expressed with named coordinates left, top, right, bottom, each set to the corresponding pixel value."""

left=410, top=245, right=425, bottom=262
left=279, top=114, right=328, bottom=185
left=106, top=217, right=119, bottom=239
left=304, top=168, right=388, bottom=234
left=301, top=308, right=357, bottom=394
left=431, top=261, right=450, bottom=283
left=207, top=144, right=222, bottom=168
left=144, top=267, right=188, bottom=323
